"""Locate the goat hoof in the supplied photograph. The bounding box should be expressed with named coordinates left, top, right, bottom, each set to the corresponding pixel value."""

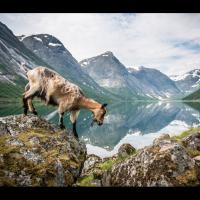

left=33, top=111, right=38, bottom=115
left=23, top=110, right=28, bottom=116
left=60, top=124, right=65, bottom=129
left=73, top=133, right=79, bottom=139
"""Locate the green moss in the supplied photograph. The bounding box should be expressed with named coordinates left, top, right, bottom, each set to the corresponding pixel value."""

left=0, top=135, right=19, bottom=155
left=99, top=159, right=115, bottom=171
left=76, top=175, right=94, bottom=186
left=171, top=127, right=200, bottom=141
left=98, top=151, right=137, bottom=171
left=0, top=177, right=16, bottom=186
left=187, top=149, right=200, bottom=157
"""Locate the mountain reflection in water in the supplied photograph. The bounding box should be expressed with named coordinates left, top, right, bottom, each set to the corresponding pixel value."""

left=0, top=101, right=200, bottom=158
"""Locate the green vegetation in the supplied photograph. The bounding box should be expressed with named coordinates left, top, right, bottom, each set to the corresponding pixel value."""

left=183, top=89, right=200, bottom=100
left=184, top=102, right=200, bottom=112
left=99, top=159, right=116, bottom=171
left=187, top=149, right=200, bottom=157
left=171, top=127, right=200, bottom=140
left=76, top=175, right=94, bottom=187
left=0, top=72, right=27, bottom=100
left=0, top=125, right=84, bottom=186
left=76, top=150, right=137, bottom=186
left=99, top=151, right=137, bottom=171
left=0, top=64, right=9, bottom=74
left=0, top=83, right=24, bottom=99
left=170, top=127, right=200, bottom=158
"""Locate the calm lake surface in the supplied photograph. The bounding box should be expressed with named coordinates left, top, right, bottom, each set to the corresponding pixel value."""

left=0, top=100, right=200, bottom=158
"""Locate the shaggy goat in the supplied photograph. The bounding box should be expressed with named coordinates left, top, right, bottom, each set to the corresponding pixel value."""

left=22, top=66, right=107, bottom=138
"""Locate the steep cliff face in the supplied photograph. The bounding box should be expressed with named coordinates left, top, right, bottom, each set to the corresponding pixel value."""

left=0, top=115, right=86, bottom=186
left=0, top=22, right=50, bottom=99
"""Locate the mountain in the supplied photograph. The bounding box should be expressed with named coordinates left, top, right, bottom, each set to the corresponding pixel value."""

left=80, top=51, right=180, bottom=99
left=21, top=35, right=118, bottom=101
left=170, top=69, right=200, bottom=95
left=183, top=88, right=200, bottom=100
left=80, top=51, right=151, bottom=99
left=0, top=22, right=51, bottom=99
left=128, top=66, right=181, bottom=99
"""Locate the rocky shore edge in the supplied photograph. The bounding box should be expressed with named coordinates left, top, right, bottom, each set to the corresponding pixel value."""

left=0, top=114, right=200, bottom=186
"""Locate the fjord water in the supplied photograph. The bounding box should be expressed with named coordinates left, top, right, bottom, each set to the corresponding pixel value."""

left=0, top=101, right=200, bottom=158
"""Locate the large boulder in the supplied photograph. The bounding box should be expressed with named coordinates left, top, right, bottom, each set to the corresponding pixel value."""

left=117, top=143, right=136, bottom=158
left=181, top=132, right=200, bottom=153
left=81, top=154, right=102, bottom=175
left=0, top=115, right=86, bottom=186
left=110, top=139, right=199, bottom=186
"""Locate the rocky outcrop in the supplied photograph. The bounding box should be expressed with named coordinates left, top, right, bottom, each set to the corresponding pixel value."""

left=117, top=143, right=136, bottom=158
left=110, top=131, right=200, bottom=186
left=0, top=115, right=86, bottom=186
left=77, top=130, right=200, bottom=187
left=1, top=114, right=200, bottom=187
left=182, top=132, right=200, bottom=153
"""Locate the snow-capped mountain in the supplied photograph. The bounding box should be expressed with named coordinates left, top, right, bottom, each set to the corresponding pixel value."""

left=80, top=52, right=181, bottom=99
left=171, top=69, right=200, bottom=94
left=80, top=51, right=151, bottom=99
left=128, top=66, right=181, bottom=99
left=21, top=35, right=116, bottom=100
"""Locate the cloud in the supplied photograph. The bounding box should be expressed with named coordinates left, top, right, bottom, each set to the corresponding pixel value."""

left=0, top=13, right=200, bottom=75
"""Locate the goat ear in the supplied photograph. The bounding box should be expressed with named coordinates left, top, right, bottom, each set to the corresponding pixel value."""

left=102, top=103, right=108, bottom=108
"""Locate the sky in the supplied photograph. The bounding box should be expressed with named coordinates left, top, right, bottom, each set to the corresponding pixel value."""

left=0, top=13, right=200, bottom=76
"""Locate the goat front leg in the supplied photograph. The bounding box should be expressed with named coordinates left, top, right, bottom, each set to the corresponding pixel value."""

left=22, top=96, right=28, bottom=115
left=70, top=110, right=80, bottom=138
left=58, top=112, right=65, bottom=129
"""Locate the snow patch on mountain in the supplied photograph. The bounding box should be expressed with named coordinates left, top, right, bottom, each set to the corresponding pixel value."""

left=33, top=36, right=42, bottom=42
left=172, top=69, right=200, bottom=94
left=48, top=42, right=62, bottom=47
left=170, top=73, right=190, bottom=81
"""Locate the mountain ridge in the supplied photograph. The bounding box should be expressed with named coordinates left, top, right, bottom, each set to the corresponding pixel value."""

left=80, top=52, right=182, bottom=100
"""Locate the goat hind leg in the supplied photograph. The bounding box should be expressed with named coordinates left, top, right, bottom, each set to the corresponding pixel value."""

left=70, top=110, right=80, bottom=138
left=23, top=86, right=38, bottom=115
left=27, top=98, right=38, bottom=115
left=22, top=83, right=30, bottom=115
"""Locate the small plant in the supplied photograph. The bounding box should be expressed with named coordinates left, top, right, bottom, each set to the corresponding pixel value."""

left=171, top=127, right=200, bottom=140
left=76, top=175, right=94, bottom=186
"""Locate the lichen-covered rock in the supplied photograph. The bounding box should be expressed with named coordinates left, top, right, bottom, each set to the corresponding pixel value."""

left=81, top=154, right=102, bottom=175
left=76, top=144, right=137, bottom=187
left=153, top=134, right=170, bottom=145
left=0, top=115, right=57, bottom=136
left=117, top=143, right=136, bottom=158
left=0, top=115, right=86, bottom=186
left=110, top=139, right=199, bottom=186
left=193, top=156, right=200, bottom=167
left=181, top=132, right=200, bottom=156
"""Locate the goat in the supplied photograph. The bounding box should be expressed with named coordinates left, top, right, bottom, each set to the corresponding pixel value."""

left=22, top=66, right=107, bottom=138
